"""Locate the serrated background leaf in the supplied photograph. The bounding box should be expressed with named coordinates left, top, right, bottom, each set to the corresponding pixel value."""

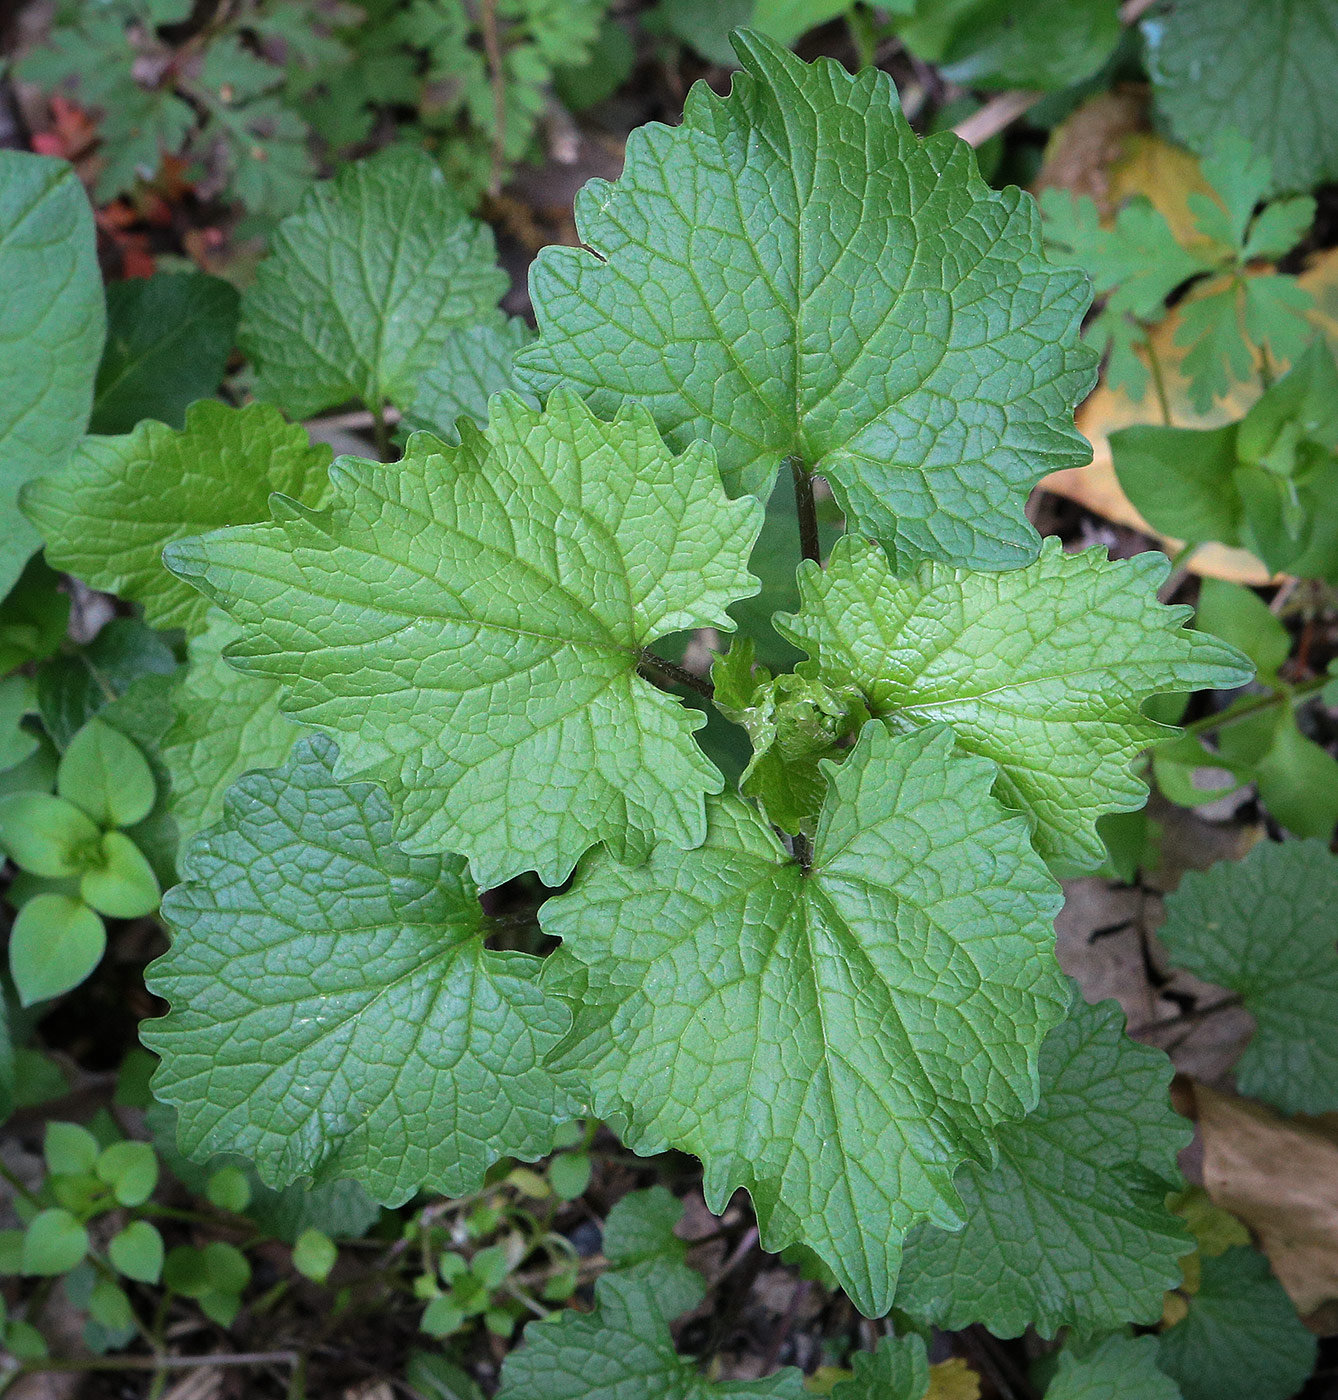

left=1158, top=840, right=1338, bottom=1115
left=828, top=1334, right=928, bottom=1400
left=1144, top=0, right=1338, bottom=195
left=24, top=401, right=331, bottom=638
left=0, top=151, right=105, bottom=595
left=145, top=735, right=580, bottom=1203
left=777, top=536, right=1252, bottom=873
left=518, top=33, right=1095, bottom=570
left=1156, top=1247, right=1316, bottom=1400
left=402, top=316, right=536, bottom=442
left=895, top=997, right=1192, bottom=1338
left=239, top=147, right=508, bottom=418
left=165, top=393, right=762, bottom=886
left=1047, top=1335, right=1180, bottom=1400
left=543, top=723, right=1067, bottom=1316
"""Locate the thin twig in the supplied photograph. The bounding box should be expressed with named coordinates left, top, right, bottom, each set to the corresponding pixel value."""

left=1130, top=994, right=1243, bottom=1039
left=639, top=649, right=715, bottom=700
left=18, top=1350, right=299, bottom=1374
left=952, top=89, right=1044, bottom=147
left=1181, top=676, right=1327, bottom=739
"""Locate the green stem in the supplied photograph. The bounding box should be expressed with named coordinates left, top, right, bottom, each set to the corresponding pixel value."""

left=1145, top=336, right=1173, bottom=427
left=370, top=402, right=390, bottom=461
left=845, top=4, right=877, bottom=69
left=1182, top=676, right=1327, bottom=740
left=0, top=1160, right=43, bottom=1209
left=639, top=649, right=714, bottom=701
left=790, top=460, right=822, bottom=566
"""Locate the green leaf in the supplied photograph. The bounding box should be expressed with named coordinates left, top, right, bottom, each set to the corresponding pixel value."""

left=91, top=272, right=240, bottom=434
left=1195, top=581, right=1290, bottom=682
left=108, top=1220, right=164, bottom=1284
left=518, top=34, right=1095, bottom=570
left=898, top=0, right=1122, bottom=91
left=1159, top=840, right=1338, bottom=1115
left=0, top=151, right=105, bottom=595
left=0, top=675, right=38, bottom=773
left=144, top=735, right=580, bottom=1203
left=1231, top=707, right=1338, bottom=840
left=1157, top=1247, right=1315, bottom=1400
left=162, top=612, right=302, bottom=841
left=8, top=894, right=105, bottom=1006
left=543, top=723, right=1067, bottom=1317
left=1111, top=423, right=1243, bottom=551
left=96, top=1140, right=158, bottom=1207
left=239, top=147, right=508, bottom=418
left=205, top=1165, right=252, bottom=1214
left=24, top=401, right=332, bottom=638
left=548, top=1151, right=591, bottom=1202
left=36, top=619, right=179, bottom=751
left=497, top=1273, right=806, bottom=1399
left=44, top=1121, right=98, bottom=1177
left=80, top=831, right=161, bottom=919
left=712, top=640, right=867, bottom=832
left=292, top=1227, right=337, bottom=1283
left=0, top=556, right=70, bottom=674
left=895, top=997, right=1192, bottom=1339
left=164, top=393, right=762, bottom=886
left=776, top=536, right=1250, bottom=874
left=0, top=792, right=103, bottom=877
left=57, top=718, right=156, bottom=829
left=21, top=1208, right=88, bottom=1277
left=1144, top=0, right=1338, bottom=195
left=1047, top=1335, right=1180, bottom=1400
left=602, top=1187, right=705, bottom=1319
left=828, top=1335, right=928, bottom=1400
left=402, top=316, right=536, bottom=442
left=88, top=1278, right=134, bottom=1333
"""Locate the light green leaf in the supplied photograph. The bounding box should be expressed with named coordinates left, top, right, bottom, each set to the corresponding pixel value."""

left=497, top=1272, right=806, bottom=1399
left=776, top=536, right=1251, bottom=873
left=1144, top=0, right=1338, bottom=195
left=895, top=998, right=1192, bottom=1339
left=96, top=1140, right=158, bottom=1207
left=602, top=1187, right=705, bottom=1319
left=21, top=1208, right=88, bottom=1277
left=44, top=1121, right=98, bottom=1177
left=1195, top=581, right=1290, bottom=682
left=0, top=152, right=105, bottom=594
left=829, top=1334, right=928, bottom=1400
left=402, top=316, right=536, bottom=442
left=292, top=1227, right=337, bottom=1283
left=543, top=723, right=1067, bottom=1317
left=239, top=147, right=508, bottom=418
left=91, top=271, right=239, bottom=434
left=164, top=393, right=762, bottom=886
left=518, top=34, right=1094, bottom=570
left=8, top=894, right=105, bottom=1006
left=0, top=675, right=38, bottom=773
left=1229, top=707, right=1338, bottom=840
left=0, top=792, right=102, bottom=877
left=1157, top=1247, right=1315, bottom=1400
left=24, top=401, right=332, bottom=638
left=108, top=1221, right=164, bottom=1284
left=144, top=735, right=581, bottom=1203
left=1158, top=840, right=1338, bottom=1115
left=57, top=718, right=156, bottom=829
left=162, top=612, right=300, bottom=841
left=80, top=831, right=160, bottom=919
left=1047, top=1335, right=1180, bottom=1400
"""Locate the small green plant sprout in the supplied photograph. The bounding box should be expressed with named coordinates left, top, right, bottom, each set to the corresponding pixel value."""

left=0, top=717, right=160, bottom=1005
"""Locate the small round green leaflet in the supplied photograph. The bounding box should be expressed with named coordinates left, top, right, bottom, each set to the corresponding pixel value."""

left=20, top=1207, right=89, bottom=1276
left=44, top=1120, right=98, bottom=1177
left=96, top=1140, right=158, bottom=1207
left=80, top=830, right=160, bottom=919
left=56, top=718, right=156, bottom=828
left=0, top=791, right=102, bottom=877
left=108, top=1220, right=164, bottom=1284
left=89, top=1279, right=135, bottom=1332
left=205, top=1164, right=252, bottom=1213
left=292, top=1227, right=337, bottom=1283
left=9, top=893, right=106, bottom=1007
